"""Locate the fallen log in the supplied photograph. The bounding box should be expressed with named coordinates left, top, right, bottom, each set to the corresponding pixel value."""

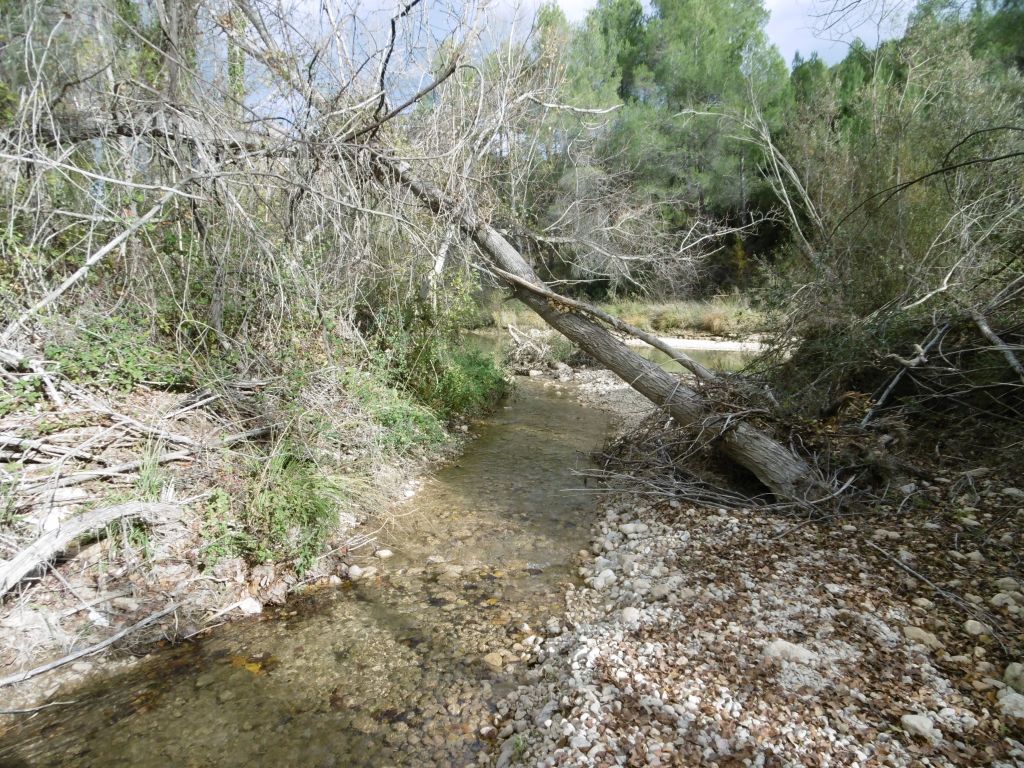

left=0, top=502, right=180, bottom=599
left=374, top=153, right=828, bottom=502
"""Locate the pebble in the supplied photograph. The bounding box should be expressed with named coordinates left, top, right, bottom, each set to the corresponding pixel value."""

left=483, top=652, right=504, bottom=670
left=236, top=597, right=262, bottom=615
left=762, top=639, right=818, bottom=665
left=621, top=607, right=641, bottom=624
left=375, top=549, right=394, bottom=559
left=593, top=569, right=616, bottom=590
left=901, top=713, right=942, bottom=743
left=998, top=689, right=1024, bottom=719
left=963, top=619, right=991, bottom=636
left=991, top=593, right=1016, bottom=609
left=1004, top=662, right=1024, bottom=694
left=903, top=626, right=943, bottom=650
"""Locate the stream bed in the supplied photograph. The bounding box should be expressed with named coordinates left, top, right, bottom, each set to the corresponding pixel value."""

left=0, top=377, right=611, bottom=768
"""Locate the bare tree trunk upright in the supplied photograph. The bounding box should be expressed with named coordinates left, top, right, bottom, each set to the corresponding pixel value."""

left=375, top=155, right=826, bottom=502
left=153, top=0, right=200, bottom=103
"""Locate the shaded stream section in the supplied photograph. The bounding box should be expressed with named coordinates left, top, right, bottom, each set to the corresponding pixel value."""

left=0, top=378, right=611, bottom=768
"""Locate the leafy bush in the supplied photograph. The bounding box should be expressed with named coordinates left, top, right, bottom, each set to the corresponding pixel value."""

left=415, top=348, right=508, bottom=419
left=346, top=368, right=448, bottom=454
left=46, top=313, right=190, bottom=391
left=243, top=447, right=339, bottom=575
left=200, top=489, right=250, bottom=568
left=0, top=377, right=43, bottom=416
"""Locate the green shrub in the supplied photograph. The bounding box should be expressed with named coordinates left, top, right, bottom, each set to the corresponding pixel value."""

left=415, top=348, right=508, bottom=419
left=200, top=489, right=252, bottom=568
left=346, top=368, right=448, bottom=454
left=243, top=447, right=339, bottom=575
left=46, top=313, right=190, bottom=391
left=0, top=377, right=44, bottom=416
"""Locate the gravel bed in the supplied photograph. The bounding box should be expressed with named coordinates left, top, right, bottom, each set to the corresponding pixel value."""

left=486, top=497, right=1024, bottom=767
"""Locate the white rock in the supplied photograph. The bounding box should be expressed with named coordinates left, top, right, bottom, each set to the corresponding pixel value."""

left=998, top=688, right=1024, bottom=719
left=348, top=565, right=364, bottom=580
left=903, top=626, right=943, bottom=649
left=483, top=652, right=504, bottom=670
left=991, top=593, right=1016, bottom=609
left=237, top=597, right=263, bottom=615
left=963, top=619, right=991, bottom=636
left=995, top=577, right=1022, bottom=592
left=593, top=569, right=617, bottom=590
left=621, top=607, right=641, bottom=624
left=901, top=713, right=942, bottom=743
left=762, top=639, right=818, bottom=665
left=651, top=584, right=672, bottom=600
left=1002, top=487, right=1024, bottom=499
left=1004, top=662, right=1024, bottom=694
left=374, top=549, right=394, bottom=559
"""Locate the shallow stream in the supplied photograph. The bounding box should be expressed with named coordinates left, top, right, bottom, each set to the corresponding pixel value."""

left=0, top=336, right=752, bottom=767
left=0, top=377, right=610, bottom=768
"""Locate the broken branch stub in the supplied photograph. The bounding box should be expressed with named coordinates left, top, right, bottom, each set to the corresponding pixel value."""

left=373, top=153, right=827, bottom=501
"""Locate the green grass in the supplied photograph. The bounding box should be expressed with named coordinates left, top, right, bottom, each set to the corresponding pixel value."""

left=244, top=447, right=340, bottom=575
left=346, top=369, right=448, bottom=455
left=46, top=312, right=190, bottom=392
left=415, top=348, right=508, bottom=419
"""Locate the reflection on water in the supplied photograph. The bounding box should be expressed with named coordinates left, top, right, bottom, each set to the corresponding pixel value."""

left=0, top=379, right=609, bottom=768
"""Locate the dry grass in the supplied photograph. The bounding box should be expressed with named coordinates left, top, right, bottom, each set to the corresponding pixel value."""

left=492, top=297, right=763, bottom=338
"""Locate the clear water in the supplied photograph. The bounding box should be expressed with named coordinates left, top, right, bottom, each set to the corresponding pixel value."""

left=0, top=378, right=610, bottom=768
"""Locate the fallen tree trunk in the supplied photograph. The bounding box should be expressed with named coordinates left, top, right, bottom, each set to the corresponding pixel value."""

left=9, top=107, right=823, bottom=500
left=375, top=153, right=827, bottom=501
left=0, top=502, right=179, bottom=599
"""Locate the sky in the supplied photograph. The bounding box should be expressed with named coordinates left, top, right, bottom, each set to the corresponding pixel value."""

left=553, top=0, right=909, bottom=66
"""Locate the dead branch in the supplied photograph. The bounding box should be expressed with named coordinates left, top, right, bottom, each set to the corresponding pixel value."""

left=971, top=309, right=1024, bottom=383
left=374, top=151, right=829, bottom=501
left=0, top=503, right=180, bottom=599
left=0, top=190, right=179, bottom=344
left=487, top=264, right=718, bottom=383
left=0, top=603, right=178, bottom=688
left=13, top=426, right=271, bottom=498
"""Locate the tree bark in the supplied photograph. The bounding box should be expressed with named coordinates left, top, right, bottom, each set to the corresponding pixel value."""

left=375, top=153, right=825, bottom=501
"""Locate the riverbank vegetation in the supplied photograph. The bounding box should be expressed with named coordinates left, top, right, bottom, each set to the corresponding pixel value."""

left=0, top=0, right=1021, bottom=732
